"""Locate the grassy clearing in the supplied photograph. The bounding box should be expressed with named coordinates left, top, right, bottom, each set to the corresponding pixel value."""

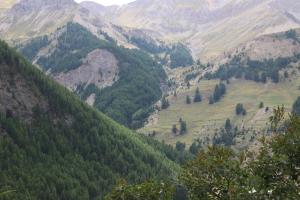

left=140, top=75, right=300, bottom=146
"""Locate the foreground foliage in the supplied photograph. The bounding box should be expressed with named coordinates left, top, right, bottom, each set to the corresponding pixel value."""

left=107, top=107, right=300, bottom=199
left=104, top=180, right=174, bottom=200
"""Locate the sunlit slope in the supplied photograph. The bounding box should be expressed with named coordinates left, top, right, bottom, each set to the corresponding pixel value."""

left=140, top=76, right=300, bottom=146
left=112, top=0, right=300, bottom=60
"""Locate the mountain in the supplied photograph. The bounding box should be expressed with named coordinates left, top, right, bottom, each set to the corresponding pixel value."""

left=18, top=22, right=167, bottom=129
left=3, top=0, right=300, bottom=60
left=0, top=0, right=134, bottom=49
left=1, top=0, right=300, bottom=148
left=0, top=40, right=181, bottom=199
left=109, top=0, right=300, bottom=60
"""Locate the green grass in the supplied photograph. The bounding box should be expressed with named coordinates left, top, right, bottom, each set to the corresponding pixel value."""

left=140, top=75, right=300, bottom=146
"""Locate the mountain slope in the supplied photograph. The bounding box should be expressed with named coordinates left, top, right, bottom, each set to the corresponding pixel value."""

left=0, top=0, right=18, bottom=12
left=18, top=22, right=167, bottom=129
left=0, top=40, right=179, bottom=199
left=0, top=0, right=133, bottom=49
left=110, top=0, right=300, bottom=60
left=140, top=29, right=300, bottom=149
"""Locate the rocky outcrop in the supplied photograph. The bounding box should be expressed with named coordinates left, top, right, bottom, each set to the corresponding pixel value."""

left=227, top=28, right=300, bottom=61
left=0, top=63, right=48, bottom=122
left=54, top=49, right=119, bottom=91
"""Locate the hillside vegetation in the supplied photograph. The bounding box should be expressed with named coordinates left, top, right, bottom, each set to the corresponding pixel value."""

left=20, top=23, right=166, bottom=129
left=0, top=40, right=181, bottom=199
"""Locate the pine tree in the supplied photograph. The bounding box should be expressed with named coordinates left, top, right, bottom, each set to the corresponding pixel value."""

left=180, top=120, right=187, bottom=135
left=187, top=81, right=191, bottom=89
left=161, top=96, right=170, bottom=109
left=212, top=83, right=226, bottom=103
left=186, top=95, right=191, bottom=104
left=259, top=102, right=264, bottom=109
left=172, top=125, right=178, bottom=134
left=209, top=96, right=214, bottom=104
left=236, top=103, right=244, bottom=115
left=179, top=118, right=183, bottom=123
left=193, top=87, right=202, bottom=102
left=225, top=118, right=232, bottom=132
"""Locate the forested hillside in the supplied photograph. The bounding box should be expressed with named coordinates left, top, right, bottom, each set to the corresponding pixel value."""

left=0, top=40, right=181, bottom=199
left=19, top=23, right=166, bottom=129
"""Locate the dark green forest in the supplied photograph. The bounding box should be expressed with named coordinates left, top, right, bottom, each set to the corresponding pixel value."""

left=169, top=44, right=194, bottom=68
left=205, top=53, right=300, bottom=83
left=0, top=40, right=184, bottom=199
left=19, top=23, right=166, bottom=129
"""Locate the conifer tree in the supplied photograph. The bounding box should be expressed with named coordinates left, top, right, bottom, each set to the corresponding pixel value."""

left=161, top=96, right=170, bottom=109
left=186, top=95, right=191, bottom=104
left=193, top=87, right=202, bottom=102
left=180, top=120, right=187, bottom=135
left=172, top=124, right=178, bottom=134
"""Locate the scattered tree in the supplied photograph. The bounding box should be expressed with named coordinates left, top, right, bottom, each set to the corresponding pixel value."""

left=209, top=96, right=214, bottom=104
left=161, top=96, right=170, bottom=109
left=212, top=83, right=226, bottom=103
left=259, top=102, right=264, bottom=109
left=180, top=120, right=187, bottom=135
left=186, top=81, right=191, bottom=89
left=186, top=95, right=191, bottom=104
left=236, top=103, right=247, bottom=115
left=193, top=87, right=202, bottom=102
left=225, top=118, right=232, bottom=132
left=172, top=124, right=178, bottom=134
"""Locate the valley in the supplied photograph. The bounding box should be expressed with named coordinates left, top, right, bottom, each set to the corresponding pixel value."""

left=0, top=0, right=300, bottom=199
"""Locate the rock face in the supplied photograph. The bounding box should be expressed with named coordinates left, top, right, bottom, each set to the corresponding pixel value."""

left=0, top=63, right=48, bottom=122
left=54, top=49, right=119, bottom=91
left=227, top=28, right=300, bottom=61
